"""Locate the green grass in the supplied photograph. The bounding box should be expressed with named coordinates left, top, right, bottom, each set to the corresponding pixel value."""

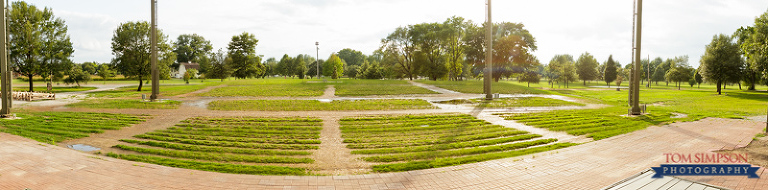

left=0, top=112, right=147, bottom=144
left=106, top=153, right=308, bottom=175
left=10, top=86, right=97, bottom=93
left=111, top=116, right=321, bottom=175
left=89, top=83, right=215, bottom=98
left=68, top=99, right=181, bottom=109
left=333, top=79, right=437, bottom=96
left=208, top=99, right=436, bottom=111
left=340, top=114, right=569, bottom=172
left=199, top=79, right=326, bottom=97
left=418, top=80, right=551, bottom=94
left=472, top=97, right=584, bottom=108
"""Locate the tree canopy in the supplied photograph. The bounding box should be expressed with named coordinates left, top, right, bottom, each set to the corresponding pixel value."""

left=575, top=52, right=599, bottom=85
left=111, top=21, right=173, bottom=91
left=227, top=32, right=263, bottom=79
left=603, top=55, right=618, bottom=87
left=700, top=34, right=742, bottom=94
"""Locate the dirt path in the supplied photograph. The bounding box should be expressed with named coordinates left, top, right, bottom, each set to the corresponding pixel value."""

left=174, top=84, right=226, bottom=98
left=311, top=116, right=371, bottom=175
left=60, top=112, right=189, bottom=151
left=318, top=85, right=337, bottom=99
left=409, top=81, right=460, bottom=94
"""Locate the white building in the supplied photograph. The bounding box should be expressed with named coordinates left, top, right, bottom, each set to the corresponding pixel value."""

left=174, top=62, right=200, bottom=78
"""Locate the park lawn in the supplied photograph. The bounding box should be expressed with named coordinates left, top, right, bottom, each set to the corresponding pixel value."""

left=555, top=88, right=767, bottom=118
left=10, top=86, right=97, bottom=93
left=472, top=97, right=585, bottom=108
left=199, top=79, right=326, bottom=97
left=68, top=99, right=181, bottom=109
left=333, top=79, right=437, bottom=96
left=208, top=99, right=436, bottom=111
left=340, top=114, right=577, bottom=172
left=0, top=112, right=148, bottom=144
left=108, top=116, right=321, bottom=175
left=419, top=80, right=551, bottom=94
left=89, top=83, right=216, bottom=98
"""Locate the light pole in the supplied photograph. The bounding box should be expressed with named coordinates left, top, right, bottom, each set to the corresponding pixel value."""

left=149, top=0, right=159, bottom=101
left=630, top=0, right=643, bottom=115
left=484, top=0, right=493, bottom=100
left=315, top=42, right=319, bottom=79
left=0, top=0, right=10, bottom=117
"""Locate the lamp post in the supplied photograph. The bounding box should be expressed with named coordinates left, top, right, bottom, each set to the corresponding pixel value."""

left=0, top=0, right=10, bottom=117
left=630, top=0, right=642, bottom=115
left=315, top=42, right=319, bottom=79
left=484, top=0, right=493, bottom=100
left=149, top=0, right=159, bottom=101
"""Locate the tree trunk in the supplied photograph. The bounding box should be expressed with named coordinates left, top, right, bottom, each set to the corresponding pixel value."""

left=138, top=76, right=143, bottom=91
left=607, top=82, right=611, bottom=88
left=28, top=74, right=34, bottom=92
left=716, top=80, right=722, bottom=95
left=749, top=83, right=755, bottom=90
left=583, top=80, right=586, bottom=86
left=738, top=82, right=742, bottom=90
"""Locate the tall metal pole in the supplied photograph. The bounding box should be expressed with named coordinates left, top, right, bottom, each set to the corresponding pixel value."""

left=0, top=0, right=9, bottom=116
left=630, top=0, right=643, bottom=115
left=149, top=0, right=159, bottom=101
left=316, top=41, right=319, bottom=79
left=484, top=0, right=493, bottom=100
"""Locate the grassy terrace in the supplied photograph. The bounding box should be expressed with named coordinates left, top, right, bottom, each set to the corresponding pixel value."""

left=68, top=99, right=182, bottom=109
left=340, top=114, right=577, bottom=172
left=209, top=99, right=435, bottom=111
left=473, top=97, right=584, bottom=108
left=333, top=79, right=437, bottom=96
left=0, top=112, right=148, bottom=144
left=89, top=83, right=216, bottom=98
left=199, top=79, right=326, bottom=97
left=419, top=80, right=551, bottom=94
left=108, top=116, right=322, bottom=175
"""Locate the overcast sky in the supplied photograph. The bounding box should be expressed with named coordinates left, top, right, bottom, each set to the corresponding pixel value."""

left=21, top=0, right=768, bottom=68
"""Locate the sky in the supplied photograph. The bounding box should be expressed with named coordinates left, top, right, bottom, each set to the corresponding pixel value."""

left=20, top=0, right=768, bottom=68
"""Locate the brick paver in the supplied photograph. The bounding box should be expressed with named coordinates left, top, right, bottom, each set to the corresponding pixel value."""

left=1, top=117, right=765, bottom=189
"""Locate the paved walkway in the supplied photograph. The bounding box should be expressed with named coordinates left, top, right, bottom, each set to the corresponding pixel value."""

left=1, top=118, right=765, bottom=189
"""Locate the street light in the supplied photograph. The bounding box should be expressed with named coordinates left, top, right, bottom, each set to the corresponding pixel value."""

left=315, top=42, right=319, bottom=79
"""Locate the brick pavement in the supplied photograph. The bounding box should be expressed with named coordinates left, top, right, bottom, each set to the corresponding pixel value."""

left=0, top=117, right=765, bottom=189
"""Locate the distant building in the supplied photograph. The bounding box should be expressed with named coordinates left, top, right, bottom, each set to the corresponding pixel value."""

left=174, top=62, right=200, bottom=78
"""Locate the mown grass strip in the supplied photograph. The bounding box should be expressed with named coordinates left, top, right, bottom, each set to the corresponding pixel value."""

left=351, top=134, right=542, bottom=154
left=107, top=153, right=308, bottom=175
left=344, top=130, right=528, bottom=148
left=132, top=134, right=319, bottom=150
left=114, top=145, right=313, bottom=163
left=209, top=99, right=436, bottom=111
left=371, top=143, right=578, bottom=172
left=362, top=138, right=557, bottom=162
left=120, top=139, right=311, bottom=156
left=144, top=132, right=321, bottom=144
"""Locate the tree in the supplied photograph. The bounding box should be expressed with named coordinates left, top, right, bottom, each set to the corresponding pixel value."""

left=186, top=68, right=198, bottom=79
left=380, top=26, right=417, bottom=80
left=183, top=72, right=191, bottom=84
left=337, top=48, right=365, bottom=66
left=173, top=34, right=212, bottom=64
left=665, top=64, right=693, bottom=90
left=307, top=60, right=323, bottom=79
left=694, top=67, right=703, bottom=88
left=206, top=49, right=231, bottom=81
left=9, top=1, right=74, bottom=92
left=277, top=54, right=294, bottom=77
left=96, top=64, right=115, bottom=83
left=441, top=16, right=467, bottom=81
left=64, top=64, right=90, bottom=87
left=700, top=34, right=742, bottom=95
left=547, top=54, right=576, bottom=88
left=411, top=22, right=447, bottom=80
left=81, top=62, right=97, bottom=75
left=111, top=21, right=173, bottom=91
left=293, top=54, right=309, bottom=79
left=649, top=57, right=664, bottom=86
left=735, top=10, right=768, bottom=90
left=227, top=32, right=263, bottom=79
left=464, top=22, right=538, bottom=82
left=604, top=55, right=618, bottom=87
left=323, top=54, right=344, bottom=79
left=575, top=52, right=599, bottom=85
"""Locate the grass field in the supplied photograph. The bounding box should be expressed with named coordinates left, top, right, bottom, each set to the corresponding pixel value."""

left=473, top=97, right=585, bottom=108
left=199, top=79, right=326, bottom=97
left=208, top=99, right=436, bottom=111
left=68, top=99, right=182, bottom=109
left=108, top=116, right=321, bottom=175
left=89, top=84, right=216, bottom=98
left=419, top=80, right=551, bottom=94
left=333, top=79, right=437, bottom=96
left=340, top=114, right=577, bottom=172
left=10, top=86, right=97, bottom=93
left=0, top=112, right=147, bottom=144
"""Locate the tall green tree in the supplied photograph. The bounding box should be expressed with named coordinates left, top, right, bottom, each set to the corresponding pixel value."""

left=293, top=54, right=310, bottom=79
left=464, top=22, right=538, bottom=82
left=337, top=48, right=365, bottom=66
left=665, top=64, right=693, bottom=90
left=227, top=32, right=262, bottom=79
left=700, top=34, right=742, bottom=95
left=96, top=64, right=115, bottom=83
left=603, top=55, right=618, bottom=87
left=380, top=26, right=417, bottom=80
left=111, top=21, right=173, bottom=91
left=411, top=22, right=447, bottom=80
left=575, top=52, right=599, bottom=85
left=9, top=1, right=74, bottom=92
left=206, top=49, right=231, bottom=81
left=323, top=54, right=344, bottom=79
left=441, top=16, right=467, bottom=81
left=277, top=54, right=294, bottom=78
left=173, top=34, right=213, bottom=64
